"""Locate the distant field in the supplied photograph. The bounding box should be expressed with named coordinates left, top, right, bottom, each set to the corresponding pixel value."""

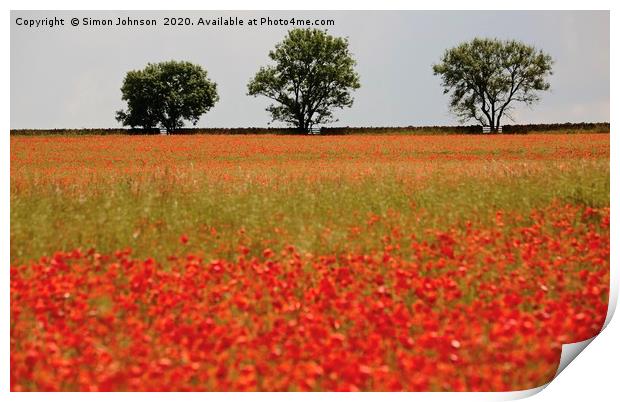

left=10, top=133, right=610, bottom=391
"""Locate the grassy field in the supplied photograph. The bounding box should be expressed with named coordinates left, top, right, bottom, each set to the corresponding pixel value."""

left=10, top=133, right=610, bottom=391
left=10, top=133, right=609, bottom=263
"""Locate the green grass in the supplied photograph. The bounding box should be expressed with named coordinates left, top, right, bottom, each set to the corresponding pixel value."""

left=10, top=159, right=609, bottom=264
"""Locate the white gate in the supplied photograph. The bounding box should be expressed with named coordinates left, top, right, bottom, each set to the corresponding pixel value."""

left=482, top=126, right=503, bottom=133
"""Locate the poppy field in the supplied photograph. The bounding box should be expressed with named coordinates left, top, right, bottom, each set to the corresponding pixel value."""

left=10, top=133, right=610, bottom=391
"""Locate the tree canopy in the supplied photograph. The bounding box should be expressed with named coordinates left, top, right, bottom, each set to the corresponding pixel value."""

left=116, top=60, right=219, bottom=133
left=247, top=29, right=360, bottom=131
left=433, top=38, right=553, bottom=132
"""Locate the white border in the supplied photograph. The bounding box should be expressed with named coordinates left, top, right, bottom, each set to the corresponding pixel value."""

left=2, top=0, right=617, bottom=11
left=3, top=2, right=616, bottom=401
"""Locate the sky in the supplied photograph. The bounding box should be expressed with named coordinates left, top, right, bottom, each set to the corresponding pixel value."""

left=10, top=10, right=610, bottom=129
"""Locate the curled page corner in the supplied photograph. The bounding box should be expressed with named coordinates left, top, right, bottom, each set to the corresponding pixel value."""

left=509, top=288, right=617, bottom=400
left=497, top=336, right=601, bottom=401
left=549, top=299, right=615, bottom=382
left=554, top=337, right=596, bottom=378
left=549, top=283, right=617, bottom=382
left=548, top=254, right=618, bottom=384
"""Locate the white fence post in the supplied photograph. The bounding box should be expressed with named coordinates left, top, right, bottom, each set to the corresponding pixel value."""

left=482, top=126, right=502, bottom=134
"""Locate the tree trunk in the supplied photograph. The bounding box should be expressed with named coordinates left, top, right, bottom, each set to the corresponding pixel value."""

left=297, top=118, right=306, bottom=133
left=164, top=122, right=175, bottom=134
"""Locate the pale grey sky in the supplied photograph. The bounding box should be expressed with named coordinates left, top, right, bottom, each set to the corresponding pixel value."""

left=10, top=10, right=609, bottom=129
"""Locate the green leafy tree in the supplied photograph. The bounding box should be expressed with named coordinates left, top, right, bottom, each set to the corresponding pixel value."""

left=116, top=60, right=219, bottom=133
left=433, top=38, right=553, bottom=132
left=248, top=29, right=361, bottom=131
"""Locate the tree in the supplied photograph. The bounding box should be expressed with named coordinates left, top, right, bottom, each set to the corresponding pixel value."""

left=432, top=38, right=553, bottom=132
left=248, top=29, right=361, bottom=132
left=116, top=60, right=219, bottom=133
